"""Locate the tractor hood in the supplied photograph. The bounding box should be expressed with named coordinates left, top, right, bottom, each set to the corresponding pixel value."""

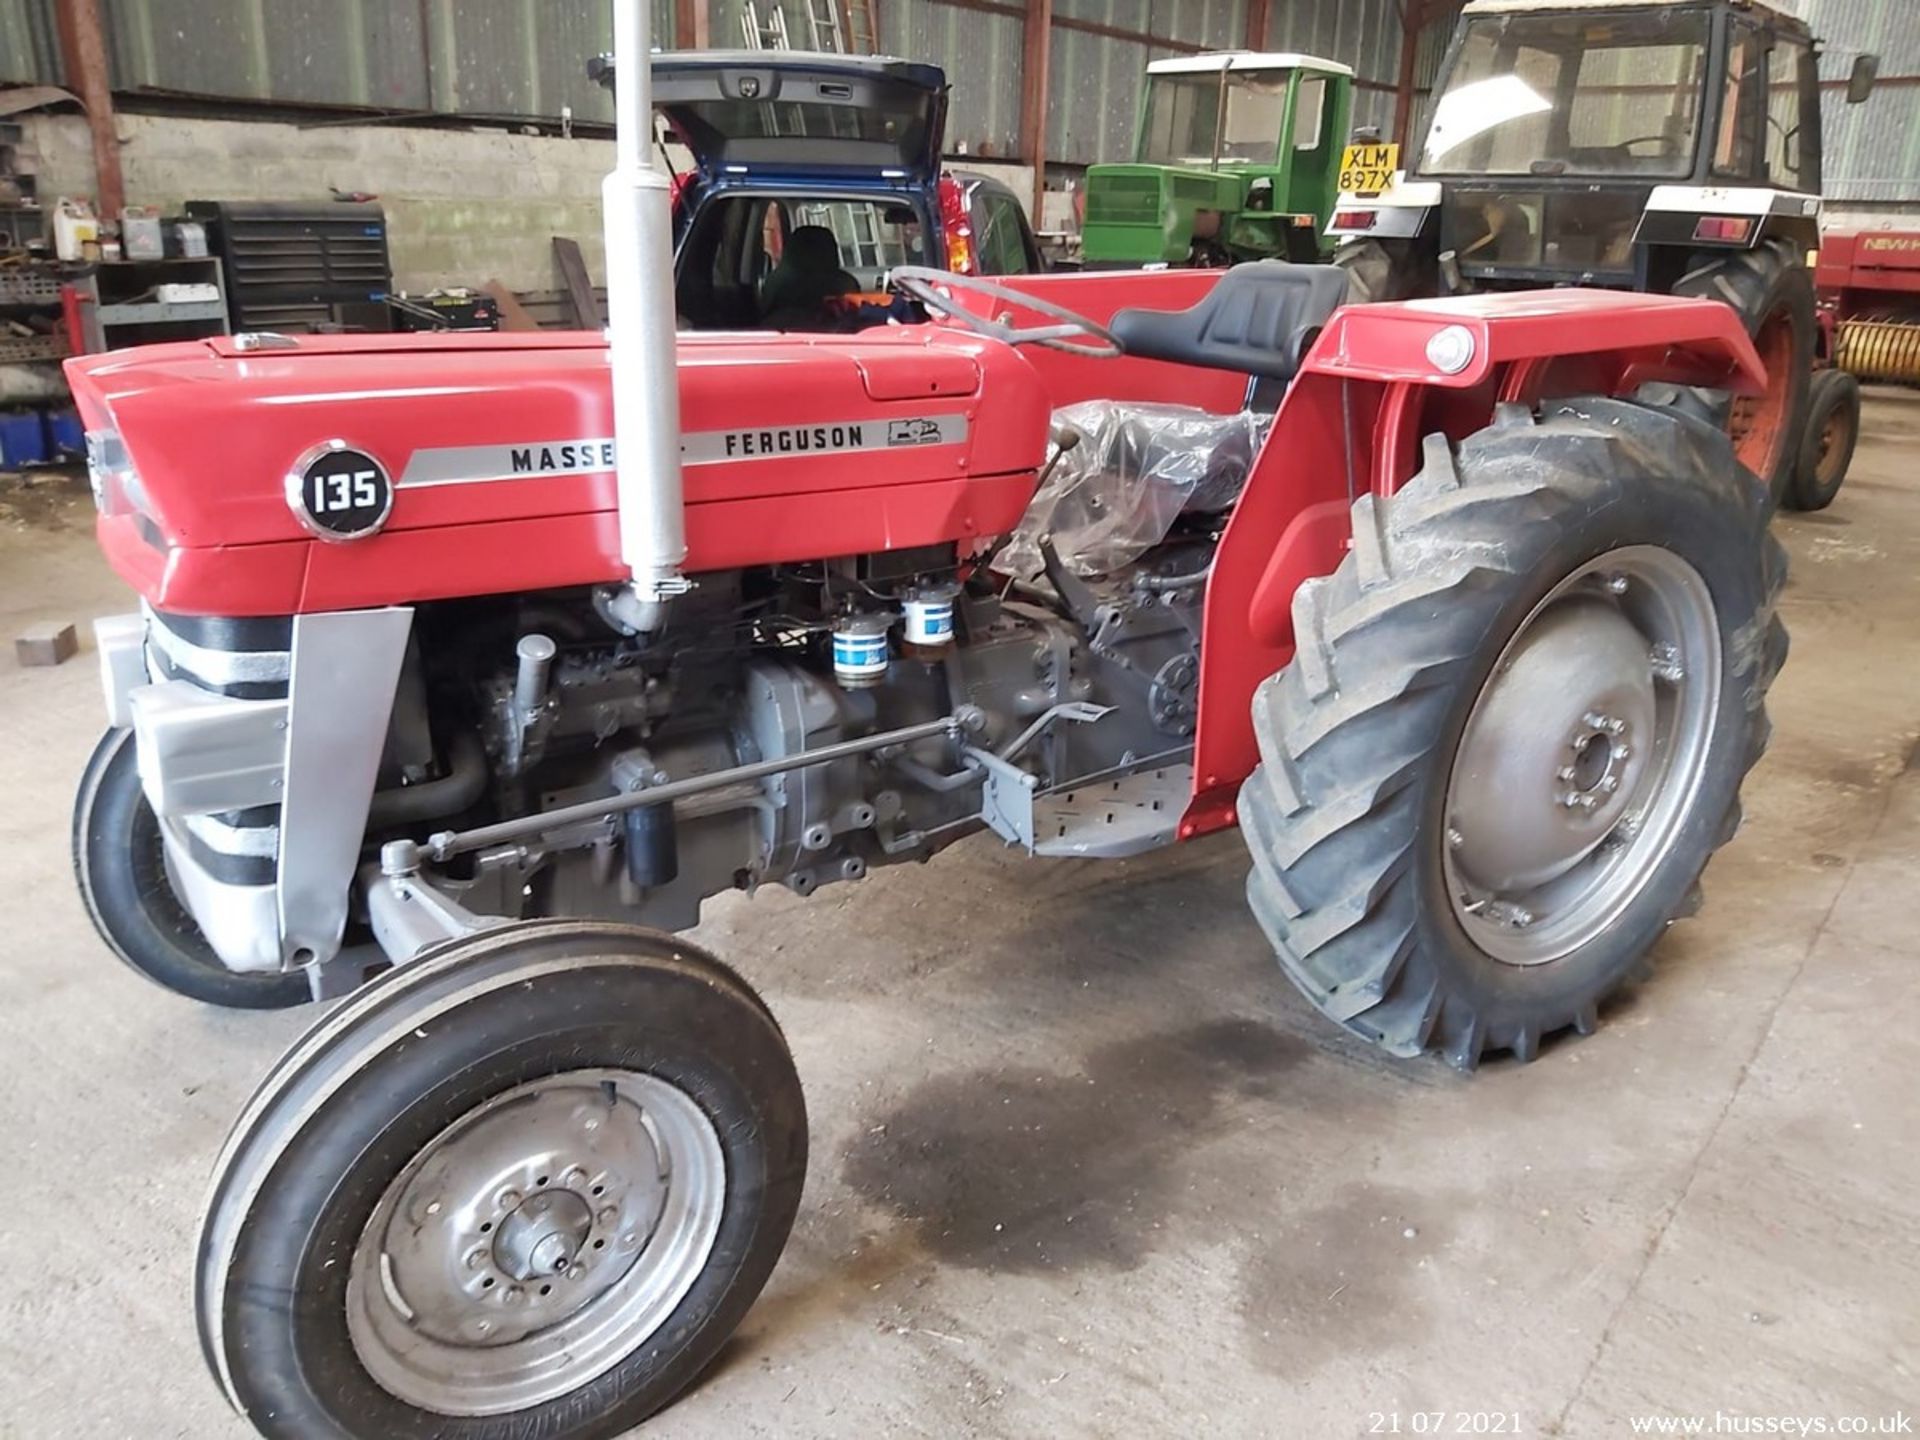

left=64, top=326, right=1044, bottom=616
left=644, top=52, right=949, bottom=186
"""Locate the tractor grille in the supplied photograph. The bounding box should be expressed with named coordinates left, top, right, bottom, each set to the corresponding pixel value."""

left=1168, top=173, right=1222, bottom=208
left=1835, top=316, right=1920, bottom=385
left=141, top=606, right=290, bottom=887
left=1086, top=175, right=1163, bottom=224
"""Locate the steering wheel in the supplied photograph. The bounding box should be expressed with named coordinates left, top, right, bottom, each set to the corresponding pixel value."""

left=889, top=266, right=1123, bottom=358
left=1612, top=134, right=1678, bottom=155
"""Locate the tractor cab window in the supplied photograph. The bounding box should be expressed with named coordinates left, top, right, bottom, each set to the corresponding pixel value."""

left=1714, top=23, right=1764, bottom=178
left=1220, top=70, right=1291, bottom=163
left=1292, top=74, right=1327, bottom=152
left=1420, top=9, right=1708, bottom=179
left=1141, top=73, right=1224, bottom=167
left=1140, top=67, right=1297, bottom=168
left=1766, top=37, right=1812, bottom=192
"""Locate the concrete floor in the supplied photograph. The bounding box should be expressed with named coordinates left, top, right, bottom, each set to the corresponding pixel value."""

left=1, top=394, right=1916, bottom=1440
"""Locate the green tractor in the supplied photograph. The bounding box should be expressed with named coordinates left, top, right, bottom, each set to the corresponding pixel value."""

left=1081, top=51, right=1354, bottom=267
left=1326, top=0, right=1880, bottom=511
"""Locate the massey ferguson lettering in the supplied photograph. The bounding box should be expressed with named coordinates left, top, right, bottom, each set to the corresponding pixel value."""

left=397, top=413, right=971, bottom=486
left=724, top=424, right=864, bottom=457
left=510, top=441, right=618, bottom=474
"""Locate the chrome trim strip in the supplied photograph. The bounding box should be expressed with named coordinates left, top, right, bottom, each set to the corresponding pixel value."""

left=145, top=605, right=291, bottom=687
left=157, top=819, right=283, bottom=974
left=184, top=812, right=281, bottom=859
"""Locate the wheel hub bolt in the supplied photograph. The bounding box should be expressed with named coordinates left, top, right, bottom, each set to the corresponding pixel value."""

left=492, top=1187, right=595, bottom=1282
left=1605, top=573, right=1629, bottom=595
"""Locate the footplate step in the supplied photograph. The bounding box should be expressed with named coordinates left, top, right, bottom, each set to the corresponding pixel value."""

left=1032, top=764, right=1192, bottom=859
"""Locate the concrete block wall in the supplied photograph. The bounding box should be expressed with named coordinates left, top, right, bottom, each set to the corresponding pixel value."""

left=23, top=111, right=616, bottom=294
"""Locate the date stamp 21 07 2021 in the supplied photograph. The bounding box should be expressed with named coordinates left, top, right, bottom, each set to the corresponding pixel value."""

left=1367, top=1414, right=1524, bottom=1435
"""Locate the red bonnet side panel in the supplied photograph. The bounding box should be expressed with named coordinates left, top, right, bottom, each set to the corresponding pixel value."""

left=68, top=329, right=1052, bottom=616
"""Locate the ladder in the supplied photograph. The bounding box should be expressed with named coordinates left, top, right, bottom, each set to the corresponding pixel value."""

left=740, top=0, right=878, bottom=54
left=802, top=0, right=845, bottom=52
left=738, top=0, right=792, bottom=50
left=843, top=0, right=878, bottom=54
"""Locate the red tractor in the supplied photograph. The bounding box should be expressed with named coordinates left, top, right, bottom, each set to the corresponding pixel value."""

left=65, top=9, right=1786, bottom=1439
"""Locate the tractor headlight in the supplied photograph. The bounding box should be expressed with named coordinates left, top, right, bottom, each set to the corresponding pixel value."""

left=1425, top=325, right=1477, bottom=376
left=85, top=427, right=155, bottom=523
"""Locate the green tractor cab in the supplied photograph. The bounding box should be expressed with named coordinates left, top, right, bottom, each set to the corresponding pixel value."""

left=1082, top=52, right=1354, bottom=267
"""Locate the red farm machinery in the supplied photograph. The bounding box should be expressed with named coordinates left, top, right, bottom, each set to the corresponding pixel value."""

left=65, top=5, right=1790, bottom=1437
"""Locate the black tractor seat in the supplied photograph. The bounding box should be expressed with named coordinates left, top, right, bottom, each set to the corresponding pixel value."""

left=1109, top=261, right=1348, bottom=386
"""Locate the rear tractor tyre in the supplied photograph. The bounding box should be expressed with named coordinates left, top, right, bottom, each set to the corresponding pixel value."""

left=1790, top=368, right=1861, bottom=513
left=198, top=919, right=807, bottom=1439
left=71, top=726, right=310, bottom=1010
left=1672, top=238, right=1816, bottom=511
left=1333, top=237, right=1434, bottom=305
left=1239, top=397, right=1787, bottom=1069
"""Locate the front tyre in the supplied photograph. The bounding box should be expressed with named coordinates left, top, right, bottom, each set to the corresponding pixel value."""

left=197, top=919, right=807, bottom=1439
left=1790, top=368, right=1861, bottom=512
left=71, top=726, right=310, bottom=1010
left=1240, top=398, right=1787, bottom=1069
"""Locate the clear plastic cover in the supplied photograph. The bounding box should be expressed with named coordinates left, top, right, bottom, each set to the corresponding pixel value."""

left=999, top=401, right=1267, bottom=580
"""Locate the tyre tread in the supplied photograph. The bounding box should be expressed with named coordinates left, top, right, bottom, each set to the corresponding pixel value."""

left=1241, top=398, right=1784, bottom=1068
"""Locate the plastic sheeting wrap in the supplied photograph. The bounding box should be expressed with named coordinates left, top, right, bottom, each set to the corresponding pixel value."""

left=1000, top=401, right=1268, bottom=579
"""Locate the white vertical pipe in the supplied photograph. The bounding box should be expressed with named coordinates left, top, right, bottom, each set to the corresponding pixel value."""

left=604, top=0, right=689, bottom=614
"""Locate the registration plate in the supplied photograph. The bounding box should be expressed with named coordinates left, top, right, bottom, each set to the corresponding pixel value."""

left=1339, top=142, right=1400, bottom=198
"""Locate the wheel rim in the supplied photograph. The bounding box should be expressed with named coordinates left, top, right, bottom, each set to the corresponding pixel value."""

left=1442, top=546, right=1722, bottom=966
left=346, top=1068, right=726, bottom=1416
left=1729, top=308, right=1794, bottom=480
left=1815, top=398, right=1853, bottom=489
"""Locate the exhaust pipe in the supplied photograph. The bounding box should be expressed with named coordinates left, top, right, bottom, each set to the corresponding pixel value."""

left=602, top=0, right=689, bottom=628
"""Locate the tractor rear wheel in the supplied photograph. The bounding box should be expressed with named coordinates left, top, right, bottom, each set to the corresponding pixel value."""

left=1239, top=397, right=1786, bottom=1069
left=1672, top=238, right=1816, bottom=510
left=197, top=919, right=807, bottom=1439
left=1334, top=237, right=1434, bottom=304
left=72, top=726, right=310, bottom=1010
left=1790, top=368, right=1861, bottom=512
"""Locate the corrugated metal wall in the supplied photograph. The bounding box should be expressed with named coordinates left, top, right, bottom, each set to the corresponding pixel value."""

left=1258, top=0, right=1400, bottom=136
left=0, top=0, right=659, bottom=121
left=1802, top=0, right=1920, bottom=201
left=0, top=0, right=61, bottom=82
left=881, top=0, right=1025, bottom=156
left=1046, top=0, right=1243, bottom=165
left=1, top=0, right=1913, bottom=201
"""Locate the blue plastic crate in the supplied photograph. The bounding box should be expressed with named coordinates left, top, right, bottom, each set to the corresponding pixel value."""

left=44, top=408, right=84, bottom=458
left=0, top=410, right=50, bottom=467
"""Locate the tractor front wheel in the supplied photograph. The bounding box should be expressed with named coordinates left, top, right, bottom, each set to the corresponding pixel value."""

left=72, top=726, right=310, bottom=1010
left=1791, top=367, right=1861, bottom=512
left=197, top=919, right=807, bottom=1439
left=1239, top=397, right=1786, bottom=1069
left=1672, top=238, right=1816, bottom=510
